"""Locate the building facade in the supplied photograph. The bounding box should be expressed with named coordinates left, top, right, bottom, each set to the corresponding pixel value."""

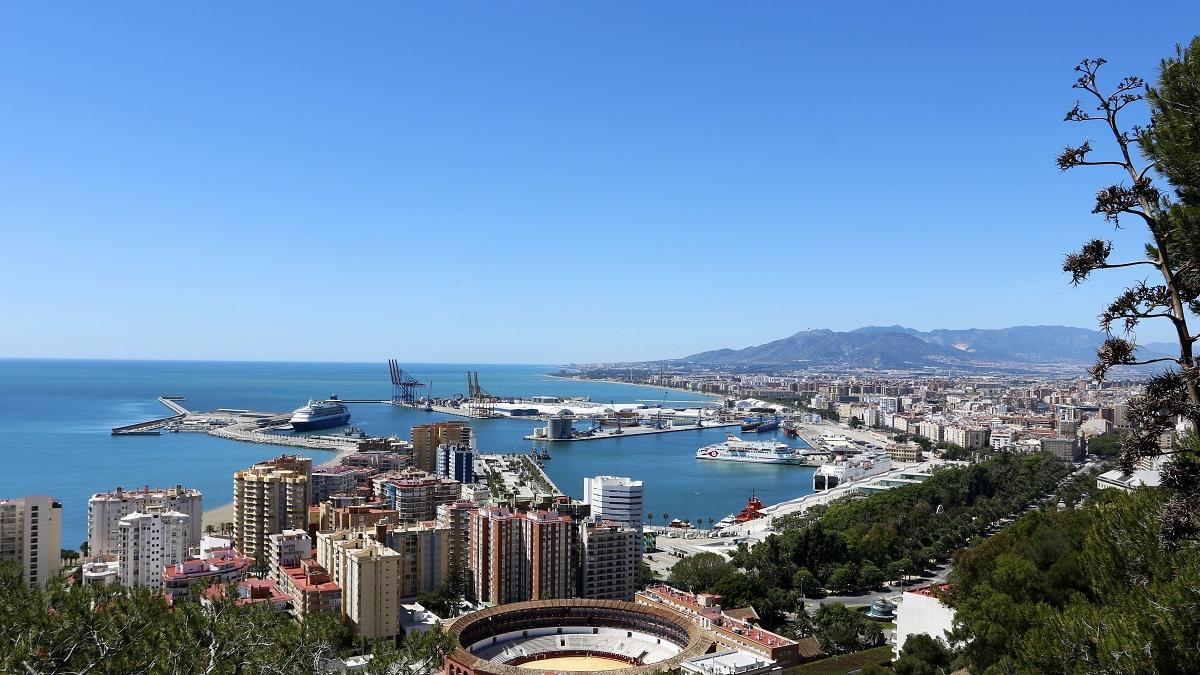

left=411, top=422, right=471, bottom=474
left=88, top=484, right=203, bottom=557
left=583, top=476, right=644, bottom=534
left=117, top=507, right=190, bottom=588
left=0, top=495, right=62, bottom=586
left=233, top=458, right=310, bottom=559
left=580, top=521, right=639, bottom=600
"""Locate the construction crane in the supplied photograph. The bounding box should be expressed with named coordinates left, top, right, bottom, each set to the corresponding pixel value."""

left=466, top=370, right=498, bottom=418
left=388, top=359, right=424, bottom=406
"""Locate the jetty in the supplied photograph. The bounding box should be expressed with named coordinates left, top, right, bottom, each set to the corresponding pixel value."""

left=112, top=397, right=360, bottom=452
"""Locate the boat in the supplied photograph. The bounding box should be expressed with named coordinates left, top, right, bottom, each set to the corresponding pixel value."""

left=755, top=418, right=780, bottom=433
left=734, top=493, right=766, bottom=522
left=740, top=419, right=762, bottom=432
left=696, top=434, right=801, bottom=464
left=290, top=396, right=351, bottom=432
left=812, top=449, right=893, bottom=490
left=783, top=420, right=800, bottom=438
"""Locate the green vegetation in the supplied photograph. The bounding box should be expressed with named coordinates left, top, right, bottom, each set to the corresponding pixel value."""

left=810, top=602, right=883, bottom=655
left=730, top=453, right=1072, bottom=602
left=0, top=564, right=454, bottom=674
left=786, top=646, right=892, bottom=674
left=891, top=634, right=953, bottom=675
left=947, top=488, right=1200, bottom=673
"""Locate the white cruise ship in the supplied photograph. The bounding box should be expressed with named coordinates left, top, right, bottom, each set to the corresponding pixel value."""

left=696, top=434, right=801, bottom=465
left=812, top=450, right=893, bottom=490
left=290, top=396, right=351, bottom=432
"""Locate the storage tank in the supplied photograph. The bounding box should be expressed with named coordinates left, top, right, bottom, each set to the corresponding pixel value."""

left=547, top=417, right=574, bottom=440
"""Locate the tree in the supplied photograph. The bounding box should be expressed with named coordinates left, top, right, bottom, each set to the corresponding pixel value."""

left=1058, top=46, right=1200, bottom=544
left=668, top=552, right=735, bottom=593
left=893, top=633, right=954, bottom=675
left=849, top=416, right=864, bottom=429
left=812, top=603, right=872, bottom=655
left=784, top=600, right=814, bottom=638
left=79, top=541, right=89, bottom=558
left=647, top=513, right=654, bottom=527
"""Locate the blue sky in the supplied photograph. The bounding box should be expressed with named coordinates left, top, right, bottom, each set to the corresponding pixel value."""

left=2, top=3, right=1198, bottom=363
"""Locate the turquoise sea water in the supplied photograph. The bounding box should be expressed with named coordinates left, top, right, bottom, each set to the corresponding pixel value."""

left=0, top=360, right=814, bottom=548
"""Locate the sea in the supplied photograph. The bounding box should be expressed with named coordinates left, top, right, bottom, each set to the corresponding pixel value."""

left=0, top=359, right=815, bottom=548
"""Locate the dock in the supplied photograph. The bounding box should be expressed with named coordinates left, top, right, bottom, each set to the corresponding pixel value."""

left=523, top=421, right=740, bottom=442
left=113, top=396, right=360, bottom=453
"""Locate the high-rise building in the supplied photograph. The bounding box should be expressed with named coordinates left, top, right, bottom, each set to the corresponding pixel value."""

left=278, top=559, right=341, bottom=621
left=580, top=521, right=639, bottom=600
left=435, top=443, right=475, bottom=484
left=583, top=476, right=644, bottom=534
left=381, top=472, right=461, bottom=522
left=411, top=422, right=471, bottom=474
left=0, top=495, right=62, bottom=586
left=467, top=506, right=576, bottom=604
left=117, top=507, right=190, bottom=588
left=234, top=457, right=310, bottom=559
left=381, top=522, right=449, bottom=600
left=88, top=484, right=203, bottom=557
left=310, top=467, right=371, bottom=505
left=316, top=529, right=402, bottom=640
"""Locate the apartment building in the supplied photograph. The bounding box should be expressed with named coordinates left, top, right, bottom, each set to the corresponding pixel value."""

left=411, top=422, right=471, bottom=474
left=0, top=495, right=62, bottom=586
left=117, top=507, right=190, bottom=588
left=88, top=484, right=203, bottom=556
left=233, top=457, right=310, bottom=559
left=580, top=521, right=639, bottom=601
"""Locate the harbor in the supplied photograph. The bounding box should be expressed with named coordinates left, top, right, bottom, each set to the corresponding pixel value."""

left=523, top=418, right=741, bottom=442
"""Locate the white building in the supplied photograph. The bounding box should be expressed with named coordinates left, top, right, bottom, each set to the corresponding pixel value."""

left=893, top=584, right=957, bottom=658
left=583, top=476, right=644, bottom=534
left=117, top=507, right=190, bottom=588
left=88, top=485, right=202, bottom=556
left=268, top=529, right=313, bottom=581
left=81, top=558, right=120, bottom=586
left=0, top=495, right=63, bottom=586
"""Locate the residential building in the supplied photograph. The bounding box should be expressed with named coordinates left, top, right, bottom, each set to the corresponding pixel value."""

left=311, top=467, right=372, bottom=505
left=88, top=484, right=203, bottom=557
left=467, top=506, right=577, bottom=604
left=583, top=476, right=644, bottom=534
left=580, top=521, right=639, bottom=601
left=278, top=559, right=341, bottom=620
left=117, top=507, right=190, bottom=588
left=411, top=422, right=471, bottom=474
left=943, top=426, right=989, bottom=449
left=81, top=557, right=119, bottom=586
left=233, top=457, right=310, bottom=559
left=1041, top=436, right=1081, bottom=462
left=163, top=547, right=253, bottom=601
left=0, top=495, right=62, bottom=586
left=382, top=473, right=461, bottom=522
left=381, top=522, right=449, bottom=599
left=201, top=577, right=292, bottom=613
left=435, top=443, right=475, bottom=484
left=317, top=529, right=403, bottom=640
left=267, top=529, right=312, bottom=581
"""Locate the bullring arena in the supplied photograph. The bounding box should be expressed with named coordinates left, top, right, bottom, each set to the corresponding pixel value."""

left=443, top=599, right=710, bottom=675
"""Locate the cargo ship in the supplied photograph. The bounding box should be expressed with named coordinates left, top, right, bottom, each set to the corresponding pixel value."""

left=290, top=396, right=351, bottom=432
left=696, top=434, right=800, bottom=464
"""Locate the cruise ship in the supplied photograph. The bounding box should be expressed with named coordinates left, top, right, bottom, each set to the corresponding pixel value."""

left=812, top=450, right=893, bottom=490
left=696, top=434, right=801, bottom=465
left=290, top=396, right=351, bottom=432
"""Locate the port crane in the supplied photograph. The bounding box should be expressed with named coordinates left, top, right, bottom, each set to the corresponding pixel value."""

left=388, top=359, right=424, bottom=406
left=466, top=370, right=499, bottom=417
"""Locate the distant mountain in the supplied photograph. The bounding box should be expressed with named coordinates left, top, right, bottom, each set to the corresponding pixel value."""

left=680, top=325, right=1145, bottom=368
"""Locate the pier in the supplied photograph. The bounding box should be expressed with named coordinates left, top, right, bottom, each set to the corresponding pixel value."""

left=112, top=396, right=360, bottom=453
left=523, top=421, right=740, bottom=442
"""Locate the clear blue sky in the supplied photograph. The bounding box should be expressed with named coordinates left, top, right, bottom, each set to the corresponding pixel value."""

left=2, top=3, right=1198, bottom=363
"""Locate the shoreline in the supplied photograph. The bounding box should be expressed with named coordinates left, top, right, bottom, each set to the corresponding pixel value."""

left=541, top=374, right=722, bottom=403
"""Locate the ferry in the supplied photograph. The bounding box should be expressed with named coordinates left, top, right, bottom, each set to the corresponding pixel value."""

left=696, top=434, right=800, bottom=464
left=290, top=396, right=351, bottom=432
left=812, top=450, right=893, bottom=490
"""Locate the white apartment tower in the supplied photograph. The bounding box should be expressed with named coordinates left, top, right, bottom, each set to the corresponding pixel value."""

left=117, top=507, right=190, bottom=588
left=583, top=476, right=644, bottom=534
left=0, top=495, right=63, bottom=586
left=267, top=529, right=313, bottom=582
left=88, top=484, right=203, bottom=556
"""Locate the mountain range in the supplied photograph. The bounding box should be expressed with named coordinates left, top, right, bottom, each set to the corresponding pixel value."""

left=680, top=325, right=1176, bottom=369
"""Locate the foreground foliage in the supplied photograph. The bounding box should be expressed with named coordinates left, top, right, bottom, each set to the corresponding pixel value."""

left=0, top=566, right=452, bottom=674
left=948, top=488, right=1200, bottom=673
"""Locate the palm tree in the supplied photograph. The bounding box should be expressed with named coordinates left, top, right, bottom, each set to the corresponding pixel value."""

left=204, top=524, right=216, bottom=535
left=646, top=513, right=654, bottom=527
left=708, top=517, right=715, bottom=529
left=663, top=512, right=670, bottom=525
left=79, top=541, right=89, bottom=558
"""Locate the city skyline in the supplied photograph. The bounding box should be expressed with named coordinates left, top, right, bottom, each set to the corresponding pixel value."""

left=3, top=3, right=1199, bottom=363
